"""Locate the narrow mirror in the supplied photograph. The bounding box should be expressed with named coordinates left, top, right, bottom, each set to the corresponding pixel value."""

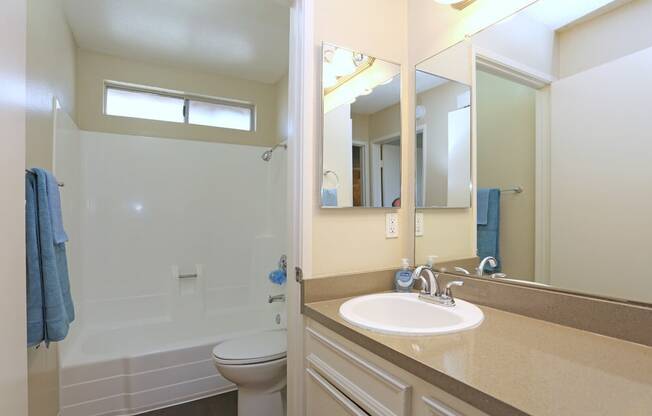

left=321, top=43, right=401, bottom=208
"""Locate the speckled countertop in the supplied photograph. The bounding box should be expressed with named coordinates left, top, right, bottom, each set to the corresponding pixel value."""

left=304, top=296, right=652, bottom=416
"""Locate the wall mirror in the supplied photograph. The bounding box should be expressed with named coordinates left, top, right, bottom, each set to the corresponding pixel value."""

left=416, top=0, right=652, bottom=305
left=321, top=43, right=401, bottom=208
left=414, top=68, right=471, bottom=208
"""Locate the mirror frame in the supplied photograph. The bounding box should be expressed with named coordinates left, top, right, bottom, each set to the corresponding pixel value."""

left=319, top=42, right=403, bottom=209
left=413, top=66, right=473, bottom=209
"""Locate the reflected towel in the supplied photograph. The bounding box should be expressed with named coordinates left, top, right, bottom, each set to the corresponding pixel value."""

left=477, top=188, right=490, bottom=225
left=26, top=169, right=75, bottom=347
left=321, top=188, right=338, bottom=207
left=476, top=188, right=501, bottom=273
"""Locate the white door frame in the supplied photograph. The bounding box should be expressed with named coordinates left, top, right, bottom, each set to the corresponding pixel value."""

left=475, top=49, right=552, bottom=284
left=415, top=124, right=427, bottom=207
left=286, top=0, right=310, bottom=415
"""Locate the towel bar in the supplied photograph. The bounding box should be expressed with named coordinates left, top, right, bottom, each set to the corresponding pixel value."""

left=178, top=273, right=198, bottom=279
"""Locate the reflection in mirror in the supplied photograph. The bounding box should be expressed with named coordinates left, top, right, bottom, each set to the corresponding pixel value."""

left=419, top=0, right=652, bottom=304
left=321, top=43, right=401, bottom=208
left=414, top=70, right=471, bottom=208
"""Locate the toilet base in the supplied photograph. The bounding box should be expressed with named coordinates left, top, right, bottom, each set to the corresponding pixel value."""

left=238, top=386, right=286, bottom=416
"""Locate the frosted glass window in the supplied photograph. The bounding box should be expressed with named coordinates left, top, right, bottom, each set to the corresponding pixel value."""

left=188, top=100, right=253, bottom=131
left=105, top=87, right=185, bottom=123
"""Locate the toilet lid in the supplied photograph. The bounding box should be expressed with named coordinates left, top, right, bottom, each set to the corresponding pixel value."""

left=213, top=329, right=287, bottom=365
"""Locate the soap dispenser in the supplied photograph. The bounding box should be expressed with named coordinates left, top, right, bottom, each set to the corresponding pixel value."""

left=395, top=258, right=413, bottom=292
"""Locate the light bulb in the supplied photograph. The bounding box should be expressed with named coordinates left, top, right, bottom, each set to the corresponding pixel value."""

left=331, top=48, right=356, bottom=77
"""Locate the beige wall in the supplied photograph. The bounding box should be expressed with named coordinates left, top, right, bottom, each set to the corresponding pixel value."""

left=76, top=49, right=280, bottom=147
left=0, top=1, right=28, bottom=415
left=558, top=0, right=652, bottom=78
left=25, top=0, right=78, bottom=415
left=307, top=0, right=542, bottom=276
left=309, top=0, right=408, bottom=277
left=476, top=70, right=536, bottom=279
left=351, top=113, right=370, bottom=141
left=26, top=0, right=77, bottom=170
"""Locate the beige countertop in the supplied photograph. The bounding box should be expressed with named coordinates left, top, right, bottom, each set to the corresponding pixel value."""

left=304, top=296, right=652, bottom=416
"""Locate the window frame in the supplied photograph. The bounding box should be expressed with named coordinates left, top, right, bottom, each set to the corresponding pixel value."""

left=103, top=81, right=256, bottom=132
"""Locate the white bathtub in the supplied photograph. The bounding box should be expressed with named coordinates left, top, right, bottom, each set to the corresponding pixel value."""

left=59, top=308, right=283, bottom=416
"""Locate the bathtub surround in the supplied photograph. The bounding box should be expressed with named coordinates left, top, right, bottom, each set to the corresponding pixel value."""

left=55, top=130, right=287, bottom=415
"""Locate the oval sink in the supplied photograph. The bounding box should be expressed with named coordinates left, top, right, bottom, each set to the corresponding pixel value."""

left=339, top=293, right=484, bottom=336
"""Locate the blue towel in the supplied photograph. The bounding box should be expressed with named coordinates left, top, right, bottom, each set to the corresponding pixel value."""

left=268, top=269, right=287, bottom=285
left=477, top=188, right=501, bottom=273
left=321, top=188, right=338, bottom=207
left=26, top=170, right=75, bottom=347
left=477, top=188, right=490, bottom=225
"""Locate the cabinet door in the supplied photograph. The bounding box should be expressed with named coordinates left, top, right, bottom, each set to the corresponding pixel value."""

left=306, top=368, right=369, bottom=416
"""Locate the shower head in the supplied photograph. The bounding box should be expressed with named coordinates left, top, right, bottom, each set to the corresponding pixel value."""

left=261, top=141, right=287, bottom=162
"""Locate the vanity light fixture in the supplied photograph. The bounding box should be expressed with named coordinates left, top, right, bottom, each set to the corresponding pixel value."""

left=323, top=45, right=375, bottom=95
left=434, top=0, right=476, bottom=10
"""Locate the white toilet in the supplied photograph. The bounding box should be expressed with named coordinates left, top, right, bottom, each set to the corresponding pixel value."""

left=213, top=329, right=287, bottom=416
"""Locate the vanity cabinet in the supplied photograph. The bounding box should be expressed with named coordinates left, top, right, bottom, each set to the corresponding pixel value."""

left=304, top=320, right=488, bottom=416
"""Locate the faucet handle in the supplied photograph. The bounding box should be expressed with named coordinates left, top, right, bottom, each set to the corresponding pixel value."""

left=443, top=281, right=464, bottom=305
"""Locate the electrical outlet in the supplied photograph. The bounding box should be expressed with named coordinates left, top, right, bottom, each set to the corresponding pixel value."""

left=386, top=213, right=399, bottom=238
left=415, top=213, right=424, bottom=237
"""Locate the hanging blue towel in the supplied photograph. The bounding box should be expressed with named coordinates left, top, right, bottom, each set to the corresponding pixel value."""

left=477, top=188, right=490, bottom=225
left=477, top=188, right=501, bottom=273
left=321, top=188, right=338, bottom=207
left=26, top=169, right=74, bottom=347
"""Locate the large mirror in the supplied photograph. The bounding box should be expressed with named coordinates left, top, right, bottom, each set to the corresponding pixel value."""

left=321, top=43, right=401, bottom=208
left=416, top=0, right=652, bottom=305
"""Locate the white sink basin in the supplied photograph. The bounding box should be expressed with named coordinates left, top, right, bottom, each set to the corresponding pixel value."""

left=339, top=293, right=484, bottom=336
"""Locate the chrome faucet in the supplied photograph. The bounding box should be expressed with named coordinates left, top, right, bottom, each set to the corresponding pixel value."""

left=476, top=256, right=498, bottom=276
left=411, top=265, right=441, bottom=297
left=412, top=265, right=463, bottom=307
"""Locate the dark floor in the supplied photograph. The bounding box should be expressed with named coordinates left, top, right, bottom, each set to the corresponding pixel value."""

left=138, top=391, right=237, bottom=416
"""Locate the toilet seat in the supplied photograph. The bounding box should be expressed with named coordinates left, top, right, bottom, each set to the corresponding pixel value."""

left=213, top=329, right=287, bottom=365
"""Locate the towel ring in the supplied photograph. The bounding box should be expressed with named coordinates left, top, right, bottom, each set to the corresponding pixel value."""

left=323, top=170, right=340, bottom=188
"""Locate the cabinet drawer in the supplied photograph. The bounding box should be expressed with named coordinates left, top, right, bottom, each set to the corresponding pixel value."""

left=420, top=396, right=463, bottom=416
left=305, top=327, right=412, bottom=416
left=306, top=368, right=370, bottom=416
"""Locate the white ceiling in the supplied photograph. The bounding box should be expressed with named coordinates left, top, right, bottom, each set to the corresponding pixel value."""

left=522, top=0, right=621, bottom=30
left=63, top=0, right=290, bottom=84
left=351, top=70, right=448, bottom=115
